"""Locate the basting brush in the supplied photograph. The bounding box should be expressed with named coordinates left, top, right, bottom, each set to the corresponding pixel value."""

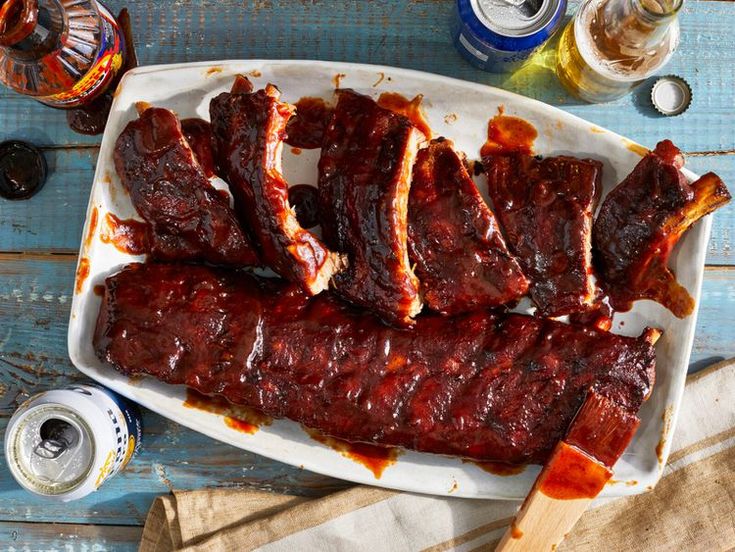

left=496, top=390, right=641, bottom=551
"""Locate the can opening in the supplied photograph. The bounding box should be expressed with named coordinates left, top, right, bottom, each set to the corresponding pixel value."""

left=475, top=0, right=556, bottom=35
left=498, top=0, right=544, bottom=18
left=6, top=405, right=95, bottom=495
left=35, top=418, right=80, bottom=459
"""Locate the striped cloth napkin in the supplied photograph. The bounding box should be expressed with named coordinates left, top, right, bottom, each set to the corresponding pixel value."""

left=140, top=358, right=735, bottom=552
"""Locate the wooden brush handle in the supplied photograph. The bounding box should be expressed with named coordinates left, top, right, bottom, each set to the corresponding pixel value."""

left=495, top=492, right=593, bottom=551
left=496, top=441, right=613, bottom=552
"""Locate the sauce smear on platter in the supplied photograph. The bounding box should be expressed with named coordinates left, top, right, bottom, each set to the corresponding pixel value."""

left=480, top=106, right=537, bottom=157
left=307, top=428, right=400, bottom=479
left=464, top=459, right=527, bottom=477
left=100, top=213, right=149, bottom=255
left=377, top=92, right=432, bottom=139
left=184, top=389, right=271, bottom=435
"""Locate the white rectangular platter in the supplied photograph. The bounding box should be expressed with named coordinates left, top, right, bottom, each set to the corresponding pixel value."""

left=67, top=59, right=710, bottom=499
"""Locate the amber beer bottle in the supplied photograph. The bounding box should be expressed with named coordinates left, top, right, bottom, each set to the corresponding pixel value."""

left=556, top=0, right=682, bottom=103
left=0, top=0, right=125, bottom=107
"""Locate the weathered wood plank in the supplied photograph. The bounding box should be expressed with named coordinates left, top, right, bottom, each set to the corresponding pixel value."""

left=0, top=256, right=733, bottom=524
left=0, top=413, right=349, bottom=526
left=0, top=0, right=733, bottom=154
left=686, top=156, right=734, bottom=266
left=0, top=149, right=97, bottom=255
left=0, top=149, right=732, bottom=262
left=0, top=521, right=141, bottom=552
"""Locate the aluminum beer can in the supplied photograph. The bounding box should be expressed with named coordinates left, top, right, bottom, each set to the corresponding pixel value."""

left=451, top=0, right=567, bottom=73
left=4, top=384, right=142, bottom=501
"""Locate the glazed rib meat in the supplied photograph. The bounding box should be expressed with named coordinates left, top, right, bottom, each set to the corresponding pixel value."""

left=483, top=153, right=603, bottom=316
left=318, top=89, right=423, bottom=326
left=210, top=80, right=345, bottom=295
left=180, top=118, right=217, bottom=178
left=593, top=140, right=731, bottom=317
left=113, top=106, right=259, bottom=266
left=408, top=138, right=529, bottom=314
left=94, top=263, right=658, bottom=465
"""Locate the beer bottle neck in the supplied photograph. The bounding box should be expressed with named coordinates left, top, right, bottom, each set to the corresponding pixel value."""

left=601, top=0, right=681, bottom=53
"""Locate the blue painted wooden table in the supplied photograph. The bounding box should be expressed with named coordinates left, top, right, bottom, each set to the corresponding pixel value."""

left=1, top=0, right=733, bottom=549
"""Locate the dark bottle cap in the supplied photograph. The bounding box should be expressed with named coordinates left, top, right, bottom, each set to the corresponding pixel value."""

left=0, top=140, right=48, bottom=200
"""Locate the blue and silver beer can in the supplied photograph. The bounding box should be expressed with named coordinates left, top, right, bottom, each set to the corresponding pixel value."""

left=452, top=0, right=567, bottom=73
left=5, top=384, right=143, bottom=501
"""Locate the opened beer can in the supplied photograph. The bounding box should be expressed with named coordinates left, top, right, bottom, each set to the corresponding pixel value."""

left=451, top=0, right=567, bottom=73
left=4, top=384, right=143, bottom=501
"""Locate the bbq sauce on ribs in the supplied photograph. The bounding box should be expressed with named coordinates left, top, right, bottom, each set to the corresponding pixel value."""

left=113, top=106, right=259, bottom=266
left=408, top=139, right=529, bottom=314
left=318, top=89, right=423, bottom=327
left=285, top=96, right=333, bottom=149
left=593, top=140, right=731, bottom=317
left=210, top=80, right=346, bottom=295
left=94, top=263, right=657, bottom=465
left=483, top=153, right=603, bottom=317
left=180, top=118, right=217, bottom=178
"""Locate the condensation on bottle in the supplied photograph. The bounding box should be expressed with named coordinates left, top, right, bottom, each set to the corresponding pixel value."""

left=555, top=0, right=681, bottom=103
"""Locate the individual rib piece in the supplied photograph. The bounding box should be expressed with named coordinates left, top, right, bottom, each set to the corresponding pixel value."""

left=483, top=153, right=603, bottom=317
left=210, top=80, right=345, bottom=295
left=318, top=89, right=423, bottom=326
left=94, top=263, right=658, bottom=465
left=593, top=140, right=731, bottom=317
left=180, top=118, right=217, bottom=178
left=113, top=106, right=259, bottom=266
left=408, top=138, right=529, bottom=314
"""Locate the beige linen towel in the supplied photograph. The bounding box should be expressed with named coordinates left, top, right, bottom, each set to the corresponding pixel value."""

left=140, top=358, right=735, bottom=552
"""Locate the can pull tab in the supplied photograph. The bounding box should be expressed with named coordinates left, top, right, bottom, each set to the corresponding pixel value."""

left=34, top=419, right=80, bottom=459
left=493, top=0, right=543, bottom=17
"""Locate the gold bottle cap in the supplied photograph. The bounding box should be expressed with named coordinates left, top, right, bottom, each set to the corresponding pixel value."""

left=650, top=76, right=692, bottom=117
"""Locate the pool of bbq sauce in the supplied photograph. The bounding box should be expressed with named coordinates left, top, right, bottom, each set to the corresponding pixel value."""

left=100, top=212, right=149, bottom=255
left=463, top=460, right=526, bottom=477
left=305, top=429, right=401, bottom=479
left=376, top=92, right=433, bottom=139
left=184, top=389, right=271, bottom=435
left=480, top=106, right=537, bottom=157
left=184, top=390, right=399, bottom=478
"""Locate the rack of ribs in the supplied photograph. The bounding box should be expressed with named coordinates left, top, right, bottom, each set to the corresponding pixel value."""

left=94, top=263, right=658, bottom=465
left=113, top=106, right=259, bottom=266
left=210, top=78, right=345, bottom=295
left=408, top=138, right=529, bottom=314
left=318, top=89, right=423, bottom=326
left=593, top=140, right=731, bottom=317
left=483, top=153, right=603, bottom=317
